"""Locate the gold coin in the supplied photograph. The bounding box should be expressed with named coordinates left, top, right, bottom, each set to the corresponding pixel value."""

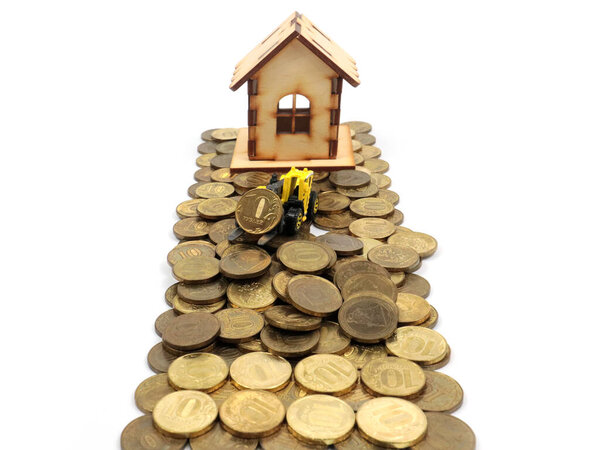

left=338, top=296, right=399, bottom=343
left=412, top=371, right=463, bottom=413
left=287, top=274, right=342, bottom=317
left=214, top=308, right=264, bottom=343
left=272, top=270, right=294, bottom=302
left=220, top=248, right=272, bottom=279
left=134, top=373, right=176, bottom=414
left=196, top=152, right=216, bottom=167
left=208, top=381, right=237, bottom=408
left=121, top=415, right=186, bottom=450
left=390, top=271, right=406, bottom=287
left=334, top=429, right=387, bottom=449
left=317, top=191, right=351, bottom=214
left=172, top=296, right=225, bottom=315
left=367, top=244, right=420, bottom=272
left=361, top=356, right=426, bottom=397
left=386, top=326, right=448, bottom=365
left=148, top=342, right=178, bottom=373
left=338, top=379, right=376, bottom=412
left=155, top=309, right=177, bottom=337
left=350, top=198, right=394, bottom=218
left=168, top=352, right=228, bottom=392
left=355, top=133, right=376, bottom=146
left=208, top=218, right=237, bottom=244
left=294, top=354, right=358, bottom=395
left=165, top=283, right=178, bottom=307
left=336, top=182, right=378, bottom=199
left=210, top=153, right=232, bottom=169
left=278, top=240, right=330, bottom=274
left=329, top=169, right=371, bottom=188
left=314, top=211, right=356, bottom=231
left=153, top=390, right=218, bottom=438
left=227, top=272, right=277, bottom=310
left=388, top=230, right=438, bottom=258
left=190, top=422, right=258, bottom=450
left=210, top=343, right=244, bottom=368
left=264, top=305, right=322, bottom=331
left=198, top=141, right=217, bottom=153
left=260, top=325, right=320, bottom=358
left=389, top=209, right=404, bottom=225
left=333, top=259, right=391, bottom=290
left=167, top=240, right=216, bottom=266
left=196, top=197, right=237, bottom=220
left=233, top=171, right=272, bottom=190
left=356, top=237, right=383, bottom=258
left=355, top=165, right=371, bottom=174
left=363, top=159, right=389, bottom=174
left=235, top=188, right=284, bottom=234
left=377, top=189, right=400, bottom=205
left=287, top=395, right=355, bottom=445
left=396, top=293, right=431, bottom=324
left=196, top=182, right=234, bottom=199
left=229, top=351, right=292, bottom=391
left=315, top=233, right=363, bottom=256
left=261, top=424, right=319, bottom=450
left=176, top=198, right=203, bottom=219
left=173, top=217, right=210, bottom=240
left=398, top=273, right=431, bottom=298
left=210, top=167, right=237, bottom=182
left=237, top=337, right=267, bottom=353
left=419, top=305, right=438, bottom=328
left=274, top=381, right=310, bottom=409
left=342, top=343, right=388, bottom=369
left=162, top=311, right=221, bottom=351
left=352, top=139, right=362, bottom=152
left=172, top=255, right=220, bottom=284
left=211, top=128, right=238, bottom=141
left=162, top=340, right=216, bottom=357
left=342, top=120, right=372, bottom=134
left=189, top=182, right=208, bottom=198
left=314, top=321, right=351, bottom=354
left=201, top=129, right=218, bottom=141
left=176, top=277, right=228, bottom=304
left=356, top=397, right=427, bottom=448
left=219, top=390, right=286, bottom=438
left=360, top=145, right=382, bottom=159
left=413, top=412, right=476, bottom=449
left=194, top=166, right=213, bottom=181
left=341, top=272, right=397, bottom=303
left=349, top=218, right=395, bottom=239
left=370, top=173, right=391, bottom=189
left=215, top=140, right=236, bottom=155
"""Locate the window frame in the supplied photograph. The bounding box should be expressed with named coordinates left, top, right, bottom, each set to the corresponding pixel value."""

left=276, top=93, right=310, bottom=135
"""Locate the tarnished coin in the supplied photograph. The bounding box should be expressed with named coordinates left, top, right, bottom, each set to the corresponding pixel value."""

left=335, top=429, right=387, bottom=449
left=314, top=321, right=351, bottom=354
left=168, top=352, right=228, bottom=392
left=219, top=390, right=285, bottom=438
left=360, top=145, right=382, bottom=159
left=210, top=153, right=232, bottom=169
left=287, top=395, right=355, bottom=445
left=341, top=273, right=397, bottom=303
left=153, top=390, right=218, bottom=438
left=336, top=183, right=379, bottom=199
left=421, top=346, right=451, bottom=370
left=233, top=171, right=271, bottom=191
left=314, top=210, right=356, bottom=230
left=350, top=197, right=394, bottom=218
left=333, top=259, right=391, bottom=290
left=338, top=379, right=376, bottom=412
left=172, top=255, right=220, bottom=284
left=377, top=189, right=400, bottom=205
left=317, top=192, right=351, bottom=214
left=386, top=326, right=448, bottom=365
left=210, top=167, right=237, bottom=183
left=274, top=381, right=310, bottom=410
left=367, top=245, right=420, bottom=272
left=356, top=397, right=427, bottom=448
left=195, top=167, right=213, bottom=183
left=294, top=354, right=358, bottom=395
left=361, top=357, right=426, bottom=397
left=201, top=128, right=218, bottom=141
left=388, top=209, right=404, bottom=225
left=215, top=308, right=264, bottom=343
left=363, top=159, right=388, bottom=174
left=173, top=217, right=210, bottom=240
left=396, top=293, right=431, bottom=324
left=272, top=270, right=294, bottom=302
left=237, top=337, right=267, bottom=353
left=261, top=424, right=317, bottom=450
left=398, top=273, right=431, bottom=298
left=168, top=240, right=216, bottom=266
left=177, top=277, right=228, bottom=304
left=162, top=312, right=220, bottom=351
left=220, top=248, right=271, bottom=279
left=278, top=241, right=330, bottom=274
left=264, top=305, right=322, bottom=331
left=388, top=230, right=438, bottom=258
left=260, top=325, right=320, bottom=358
left=208, top=344, right=243, bottom=368
left=338, top=296, right=398, bottom=343
left=370, top=173, right=391, bottom=189
left=196, top=182, right=234, bottom=199
left=176, top=198, right=203, bottom=219
left=342, top=343, right=388, bottom=369
left=190, top=422, right=258, bottom=450
left=172, top=296, right=225, bottom=315
left=342, top=120, right=372, bottom=134
left=287, top=275, right=342, bottom=317
left=134, top=373, right=176, bottom=414
left=211, top=128, right=238, bottom=141
left=235, top=188, right=284, bottom=235
left=412, top=371, right=463, bottom=413
left=198, top=141, right=217, bottom=153
left=315, top=233, right=363, bottom=256
left=329, top=170, right=371, bottom=188
left=357, top=238, right=384, bottom=258
left=188, top=182, right=208, bottom=198
left=230, top=351, right=292, bottom=391
left=148, top=342, right=178, bottom=373
left=196, top=197, right=237, bottom=220
left=208, top=381, right=237, bottom=408
left=155, top=309, right=177, bottom=337
left=121, top=415, right=186, bottom=450
left=419, top=305, right=438, bottom=328
left=196, top=153, right=216, bottom=167
left=413, top=412, right=476, bottom=450
left=208, top=218, right=237, bottom=244
left=349, top=218, right=395, bottom=239
left=215, top=140, right=237, bottom=155
left=227, top=273, right=277, bottom=310
left=355, top=133, right=376, bottom=146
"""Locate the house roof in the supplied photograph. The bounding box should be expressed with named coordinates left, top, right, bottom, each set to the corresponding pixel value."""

left=230, top=12, right=360, bottom=91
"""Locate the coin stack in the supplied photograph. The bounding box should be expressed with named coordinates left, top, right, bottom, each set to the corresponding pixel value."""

left=121, top=123, right=476, bottom=449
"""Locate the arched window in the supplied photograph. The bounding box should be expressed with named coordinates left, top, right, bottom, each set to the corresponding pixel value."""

left=276, top=94, right=310, bottom=134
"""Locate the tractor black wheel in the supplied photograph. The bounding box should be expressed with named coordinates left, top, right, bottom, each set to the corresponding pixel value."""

left=281, top=207, right=303, bottom=235
left=307, top=191, right=318, bottom=220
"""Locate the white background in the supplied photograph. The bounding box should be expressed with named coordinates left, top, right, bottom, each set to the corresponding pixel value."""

left=1, top=1, right=599, bottom=449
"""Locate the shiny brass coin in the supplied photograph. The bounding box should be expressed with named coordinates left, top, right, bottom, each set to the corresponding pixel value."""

left=153, top=390, right=218, bottom=438
left=314, top=321, right=351, bottom=354
left=287, top=274, right=343, bottom=317
left=363, top=158, right=388, bottom=174
left=352, top=139, right=362, bottom=152
left=386, top=326, right=448, bottom=365
left=233, top=171, right=272, bottom=190
left=333, top=259, right=391, bottom=290
left=208, top=381, right=237, bottom=408
left=188, top=181, right=208, bottom=198
left=342, top=343, right=388, bottom=369
left=370, top=173, right=391, bottom=189
left=272, top=270, right=294, bottom=302
left=215, top=308, right=264, bottom=343
left=336, top=182, right=378, bottom=199
left=121, top=415, right=186, bottom=450
left=220, top=247, right=271, bottom=279
left=389, top=209, right=404, bottom=225
left=355, top=133, right=376, bottom=146
left=208, top=218, right=237, bottom=244
left=312, top=171, right=329, bottom=182
left=359, top=144, right=381, bottom=159
left=412, top=371, right=463, bottom=413
left=287, top=395, right=355, bottom=445
left=294, top=354, right=358, bottom=395
left=211, top=128, right=238, bottom=141
left=198, top=140, right=217, bottom=153
left=329, top=169, right=371, bottom=188
left=177, top=277, right=228, bottom=304
left=155, top=309, right=177, bottom=337
left=421, top=345, right=451, bottom=370
left=229, top=351, right=292, bottom=391
left=201, top=128, right=218, bottom=141
left=173, top=217, right=210, bottom=240
left=357, top=397, right=427, bottom=448
left=172, top=296, right=225, bottom=315
left=388, top=230, right=438, bottom=258
left=277, top=240, right=330, bottom=274
left=315, top=232, right=363, bottom=256
left=190, top=422, right=258, bottom=450
left=168, top=352, right=229, bottom=392
left=342, top=120, right=372, bottom=134
left=172, top=255, right=220, bottom=284
left=398, top=273, right=431, bottom=298
left=195, top=182, right=234, bottom=199
left=353, top=152, right=364, bottom=165
left=219, top=389, right=285, bottom=438
left=196, top=197, right=237, bottom=220
left=210, top=153, right=232, bottom=169
left=264, top=305, right=322, bottom=331
left=367, top=244, right=420, bottom=272
left=210, top=167, right=237, bottom=183
left=338, top=379, right=377, bottom=412
left=148, top=342, right=178, bottom=373
left=222, top=243, right=262, bottom=259
left=413, top=412, right=476, bottom=450
left=261, top=423, right=318, bottom=450
left=165, top=283, right=178, bottom=306
left=341, top=273, right=397, bottom=303
left=390, top=271, right=406, bottom=287
left=134, top=373, right=176, bottom=414
left=176, top=198, right=203, bottom=219
left=237, top=337, right=267, bottom=353
left=194, top=166, right=213, bottom=181
left=361, top=356, right=426, bottom=397
left=419, top=305, right=438, bottom=328
left=260, top=325, right=320, bottom=358
left=162, top=311, right=220, bottom=351
left=274, top=381, right=310, bottom=409
left=396, top=293, right=431, bottom=324
left=227, top=272, right=277, bottom=309
left=349, top=218, right=395, bottom=239
left=377, top=189, right=400, bottom=205
left=167, top=240, right=216, bottom=266
left=314, top=210, right=356, bottom=229
left=215, top=140, right=236, bottom=155
left=235, top=188, right=284, bottom=235
left=196, top=152, right=216, bottom=167
left=335, top=428, right=387, bottom=449
left=350, top=197, right=394, bottom=218
left=317, top=191, right=351, bottom=214
left=338, top=296, right=399, bottom=343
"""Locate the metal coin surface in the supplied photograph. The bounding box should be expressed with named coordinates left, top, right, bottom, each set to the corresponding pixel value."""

left=314, top=210, right=356, bottom=230
left=172, top=255, right=220, bottom=284
left=294, top=354, right=358, bottom=395
left=338, top=379, right=376, bottom=412
left=196, top=197, right=237, bottom=220
left=356, top=397, right=427, bottom=448
left=167, top=240, right=215, bottom=266
left=194, top=166, right=213, bottom=181
left=188, top=181, right=208, bottom=198
left=173, top=218, right=210, bottom=240
left=196, top=153, right=216, bottom=167
left=260, top=325, right=320, bottom=358
left=421, top=346, right=451, bottom=370
left=355, top=133, right=376, bottom=146
left=398, top=273, right=431, bottom=298
left=333, top=259, right=391, bottom=290
left=215, top=140, right=236, bottom=155
left=168, top=352, right=229, bottom=392
left=361, top=356, right=426, bottom=397
left=227, top=273, right=277, bottom=310
left=329, top=170, right=371, bottom=188
left=235, top=188, right=284, bottom=235
left=264, top=305, right=322, bottom=331
left=196, top=182, right=234, bottom=199
left=370, top=173, right=391, bottom=189
left=190, top=422, right=258, bottom=450
left=198, top=141, right=217, bottom=153
left=336, top=182, right=379, bottom=199
left=352, top=139, right=363, bottom=152
left=233, top=171, right=271, bottom=190
left=287, top=275, right=342, bottom=317
left=335, top=429, right=388, bottom=449
left=208, top=381, right=237, bottom=408
left=220, top=248, right=271, bottom=279
left=162, top=311, right=220, bottom=351
left=388, top=209, right=404, bottom=225
left=148, top=342, right=178, bottom=373
left=272, top=270, right=294, bottom=302
left=229, top=351, right=292, bottom=391
left=215, top=308, right=264, bottom=343
left=315, top=233, right=363, bottom=256
left=176, top=277, right=228, bottom=304
left=419, top=305, right=438, bottom=328
left=134, top=373, right=176, bottom=414
left=172, top=296, right=225, bottom=315
left=341, top=273, right=397, bottom=303
left=208, top=218, right=237, bottom=244
left=155, top=309, right=177, bottom=337
left=210, top=153, right=232, bottom=169
left=412, top=371, right=463, bottom=413
left=314, top=321, right=351, bottom=354
left=219, top=390, right=285, bottom=439
left=176, top=198, right=203, bottom=219
left=317, top=192, right=351, bottom=214
left=210, top=167, right=237, bottom=182
left=274, top=381, right=310, bottom=409
left=338, top=296, right=398, bottom=343
left=287, top=395, right=355, bottom=445
left=342, top=120, right=372, bottom=134
left=342, top=343, right=388, bottom=369
left=350, top=198, right=394, bottom=218
left=367, top=244, right=420, bottom=272
left=237, top=337, right=267, bottom=353
left=356, top=238, right=383, bottom=258
left=349, top=218, right=395, bottom=239
left=261, top=425, right=318, bottom=450
left=413, top=412, right=476, bottom=450
left=377, top=189, right=400, bottom=205
left=211, top=128, right=238, bottom=141
left=201, top=128, right=218, bottom=141
left=360, top=144, right=382, bottom=159
left=363, top=158, right=388, bottom=173
left=388, top=231, right=438, bottom=258
left=386, top=326, right=448, bottom=365
left=153, top=390, right=218, bottom=438
left=121, top=415, right=186, bottom=450
left=396, top=293, right=431, bottom=324
left=278, top=241, right=330, bottom=274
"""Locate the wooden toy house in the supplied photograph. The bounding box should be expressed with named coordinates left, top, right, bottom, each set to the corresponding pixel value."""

left=229, top=12, right=360, bottom=172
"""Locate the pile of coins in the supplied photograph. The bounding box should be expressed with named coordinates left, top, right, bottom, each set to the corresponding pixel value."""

left=121, top=122, right=475, bottom=449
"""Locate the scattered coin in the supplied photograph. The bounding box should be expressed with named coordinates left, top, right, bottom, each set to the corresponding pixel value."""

left=314, top=210, right=356, bottom=230
left=376, top=189, right=399, bottom=205
left=355, top=133, right=376, bottom=146
left=208, top=381, right=237, bottom=408
left=196, top=153, right=216, bottom=167
left=188, top=181, right=208, bottom=198
left=210, top=153, right=232, bottom=169
left=287, top=275, right=342, bottom=317
left=208, top=218, right=237, bottom=244
left=317, top=191, right=351, bottom=213
left=155, top=309, right=177, bottom=337
left=220, top=247, right=271, bottom=279
left=294, top=354, right=358, bottom=395
left=352, top=139, right=362, bottom=152
left=363, top=159, right=388, bottom=173
left=229, top=351, right=292, bottom=391
left=167, top=240, right=216, bottom=266
left=336, top=182, right=379, bottom=199
left=211, top=128, right=238, bottom=141
left=195, top=182, right=234, bottom=199
left=341, top=272, right=397, bottom=303
left=314, top=321, right=351, bottom=354
left=388, top=209, right=404, bottom=225
left=260, top=424, right=317, bottom=450
left=412, top=371, right=463, bottom=413
left=168, top=352, right=229, bottom=391
left=386, top=326, right=448, bottom=365
left=360, top=145, right=381, bottom=159
left=215, top=308, right=264, bottom=343
left=198, top=141, right=217, bottom=153
left=237, top=337, right=267, bottom=353
left=134, top=373, right=176, bottom=414
left=315, top=233, right=363, bottom=256
left=342, top=121, right=372, bottom=134
left=201, top=128, right=218, bottom=141
left=233, top=171, right=272, bottom=191
left=194, top=166, right=213, bottom=181
left=421, top=345, right=452, bottom=370
left=153, top=390, right=218, bottom=438
left=350, top=198, right=394, bottom=218
left=264, top=305, right=322, bottom=331
left=333, top=259, right=391, bottom=290
left=278, top=241, right=330, bottom=274
left=172, top=296, right=225, bottom=315
left=172, top=255, right=220, bottom=283
left=361, top=356, right=426, bottom=397
left=260, top=325, right=320, bottom=358
left=190, top=422, right=258, bottom=450
left=211, top=343, right=244, bottom=367
left=390, top=271, right=406, bottom=286
left=271, top=270, right=294, bottom=302
left=121, top=415, right=186, bottom=450
left=176, top=277, right=228, bottom=304
left=396, top=293, right=431, bottom=324
left=419, top=305, right=438, bottom=328
left=165, top=283, right=178, bottom=306
left=334, top=428, right=387, bottom=450
left=338, top=296, right=398, bottom=343
left=329, top=170, right=371, bottom=188
left=176, top=198, right=203, bottom=219
left=162, top=311, right=221, bottom=351
left=388, top=230, right=438, bottom=258
left=173, top=217, right=210, bottom=240
left=219, top=390, right=285, bottom=438
left=342, top=343, right=387, bottom=369
left=235, top=188, right=284, bottom=234
left=227, top=272, right=277, bottom=310
left=148, top=342, right=178, bottom=373
left=398, top=273, right=431, bottom=298
left=210, top=167, right=237, bottom=182
left=367, top=244, right=420, bottom=272
left=413, top=412, right=476, bottom=449
left=215, top=140, right=236, bottom=155
left=337, top=379, right=376, bottom=412
left=196, top=197, right=237, bottom=220
left=349, top=218, right=395, bottom=239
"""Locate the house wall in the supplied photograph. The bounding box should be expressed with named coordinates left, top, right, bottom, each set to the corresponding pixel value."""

left=249, top=39, right=339, bottom=160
